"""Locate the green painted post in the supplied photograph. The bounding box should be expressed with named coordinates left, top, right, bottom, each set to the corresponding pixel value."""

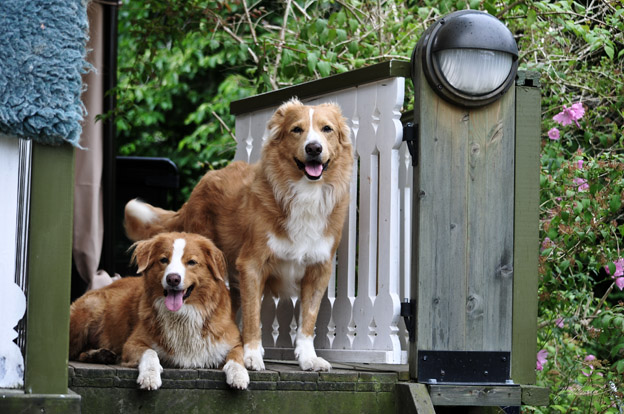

left=24, top=142, right=74, bottom=394
left=512, top=71, right=541, bottom=385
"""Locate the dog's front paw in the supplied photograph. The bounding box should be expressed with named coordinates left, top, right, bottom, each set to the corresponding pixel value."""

left=137, top=349, right=163, bottom=390
left=137, top=369, right=162, bottom=390
left=223, top=360, right=250, bottom=390
left=243, top=343, right=265, bottom=371
left=294, top=333, right=331, bottom=371
left=299, top=356, right=331, bottom=372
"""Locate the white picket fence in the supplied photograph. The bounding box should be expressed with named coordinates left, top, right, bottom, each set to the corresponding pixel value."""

left=234, top=76, right=412, bottom=364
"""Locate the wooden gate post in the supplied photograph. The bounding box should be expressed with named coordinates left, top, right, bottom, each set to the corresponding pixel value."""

left=406, top=11, right=543, bottom=408
left=409, top=57, right=516, bottom=383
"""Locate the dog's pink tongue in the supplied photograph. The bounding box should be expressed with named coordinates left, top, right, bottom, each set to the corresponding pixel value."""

left=165, top=290, right=184, bottom=312
left=305, top=163, right=323, bottom=178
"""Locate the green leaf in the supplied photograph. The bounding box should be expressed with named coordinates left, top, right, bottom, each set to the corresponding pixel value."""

left=348, top=40, right=359, bottom=55
left=609, top=194, right=621, bottom=213
left=334, top=63, right=349, bottom=73
left=484, top=1, right=497, bottom=15
left=527, top=9, right=537, bottom=27
left=315, top=19, right=328, bottom=35
left=605, top=44, right=615, bottom=59
left=336, top=28, right=347, bottom=43
left=317, top=61, right=331, bottom=77
left=307, top=52, right=318, bottom=75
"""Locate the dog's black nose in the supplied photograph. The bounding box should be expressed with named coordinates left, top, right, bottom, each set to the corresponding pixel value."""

left=305, top=141, right=322, bottom=156
left=166, top=273, right=181, bottom=287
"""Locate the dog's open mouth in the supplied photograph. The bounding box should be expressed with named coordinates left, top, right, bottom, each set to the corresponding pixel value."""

left=294, top=157, right=330, bottom=181
left=163, top=285, right=194, bottom=312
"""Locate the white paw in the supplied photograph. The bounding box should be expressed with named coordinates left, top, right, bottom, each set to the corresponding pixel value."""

left=137, top=349, right=163, bottom=390
left=299, top=356, right=331, bottom=371
left=243, top=343, right=265, bottom=371
left=295, top=333, right=331, bottom=371
left=223, top=360, right=250, bottom=390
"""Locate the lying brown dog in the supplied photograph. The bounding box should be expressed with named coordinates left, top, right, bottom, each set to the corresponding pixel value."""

left=69, top=232, right=249, bottom=390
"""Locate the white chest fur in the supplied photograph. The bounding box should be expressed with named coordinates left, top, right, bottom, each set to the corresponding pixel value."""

left=269, top=179, right=336, bottom=263
left=268, top=179, right=336, bottom=295
left=153, top=299, right=230, bottom=368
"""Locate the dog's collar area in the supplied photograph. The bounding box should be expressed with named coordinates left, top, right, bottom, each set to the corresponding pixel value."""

left=294, top=157, right=330, bottom=181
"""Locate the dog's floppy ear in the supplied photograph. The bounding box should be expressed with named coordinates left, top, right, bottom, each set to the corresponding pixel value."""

left=201, top=239, right=227, bottom=282
left=268, top=97, right=303, bottom=138
left=130, top=239, right=153, bottom=274
left=328, top=103, right=352, bottom=146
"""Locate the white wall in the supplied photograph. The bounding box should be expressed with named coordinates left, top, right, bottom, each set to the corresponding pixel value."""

left=0, top=134, right=28, bottom=388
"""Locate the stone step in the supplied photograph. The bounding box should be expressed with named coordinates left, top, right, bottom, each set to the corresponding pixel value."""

left=69, top=361, right=407, bottom=414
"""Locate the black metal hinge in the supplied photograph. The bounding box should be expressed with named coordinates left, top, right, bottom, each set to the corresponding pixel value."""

left=400, top=299, right=416, bottom=343
left=403, top=122, right=418, bottom=167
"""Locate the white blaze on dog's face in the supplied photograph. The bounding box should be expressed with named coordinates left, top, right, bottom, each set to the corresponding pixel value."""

left=265, top=99, right=351, bottom=183
left=161, top=238, right=189, bottom=312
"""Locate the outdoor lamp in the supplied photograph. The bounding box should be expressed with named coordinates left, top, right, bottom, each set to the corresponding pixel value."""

left=412, top=10, right=518, bottom=108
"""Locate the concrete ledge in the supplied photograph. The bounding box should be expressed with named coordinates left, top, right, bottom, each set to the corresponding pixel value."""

left=0, top=389, right=81, bottom=414
left=69, top=361, right=401, bottom=414
left=69, top=361, right=402, bottom=392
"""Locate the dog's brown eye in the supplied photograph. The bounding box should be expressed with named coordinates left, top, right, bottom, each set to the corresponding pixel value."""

left=187, top=260, right=197, bottom=266
left=291, top=126, right=303, bottom=134
left=321, top=125, right=333, bottom=133
left=159, top=257, right=169, bottom=264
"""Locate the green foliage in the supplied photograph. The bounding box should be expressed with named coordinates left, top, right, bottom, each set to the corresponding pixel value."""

left=115, top=1, right=624, bottom=411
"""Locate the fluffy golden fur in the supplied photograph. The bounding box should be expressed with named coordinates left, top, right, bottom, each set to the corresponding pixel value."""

left=124, top=99, right=353, bottom=372
left=69, top=232, right=249, bottom=390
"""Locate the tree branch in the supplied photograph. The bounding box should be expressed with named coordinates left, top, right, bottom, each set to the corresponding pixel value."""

left=271, top=0, right=293, bottom=90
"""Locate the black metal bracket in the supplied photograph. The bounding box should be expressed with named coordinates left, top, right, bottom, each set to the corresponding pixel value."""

left=403, top=122, right=418, bottom=167
left=400, top=299, right=416, bottom=343
left=418, top=350, right=512, bottom=384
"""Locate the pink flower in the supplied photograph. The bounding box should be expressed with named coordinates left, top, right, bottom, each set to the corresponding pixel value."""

left=555, top=318, right=564, bottom=328
left=605, top=258, right=624, bottom=277
left=605, top=259, right=624, bottom=290
left=541, top=237, right=553, bottom=252
left=576, top=159, right=584, bottom=169
left=582, top=354, right=597, bottom=377
left=548, top=127, right=560, bottom=140
left=573, top=177, right=589, bottom=192
left=553, top=102, right=585, bottom=128
left=536, top=349, right=548, bottom=371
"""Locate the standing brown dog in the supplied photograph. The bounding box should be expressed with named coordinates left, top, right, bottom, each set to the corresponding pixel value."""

left=125, top=99, right=353, bottom=372
left=69, top=232, right=249, bottom=390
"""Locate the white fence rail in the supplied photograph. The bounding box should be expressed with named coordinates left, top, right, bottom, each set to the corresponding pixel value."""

left=234, top=75, right=412, bottom=364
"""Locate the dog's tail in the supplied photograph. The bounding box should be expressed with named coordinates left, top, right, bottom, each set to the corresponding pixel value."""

left=124, top=198, right=183, bottom=241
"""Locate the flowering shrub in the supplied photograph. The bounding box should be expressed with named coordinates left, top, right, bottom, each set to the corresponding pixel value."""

left=535, top=99, right=624, bottom=412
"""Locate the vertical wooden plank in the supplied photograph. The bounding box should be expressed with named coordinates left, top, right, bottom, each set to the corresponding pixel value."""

left=411, top=63, right=516, bottom=378
left=414, top=69, right=470, bottom=354
left=25, top=142, right=74, bottom=394
left=471, top=90, right=515, bottom=352
left=512, top=75, right=541, bottom=384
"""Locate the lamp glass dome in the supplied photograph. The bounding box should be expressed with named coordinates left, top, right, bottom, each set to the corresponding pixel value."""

left=434, top=49, right=514, bottom=95
left=412, top=10, right=519, bottom=107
